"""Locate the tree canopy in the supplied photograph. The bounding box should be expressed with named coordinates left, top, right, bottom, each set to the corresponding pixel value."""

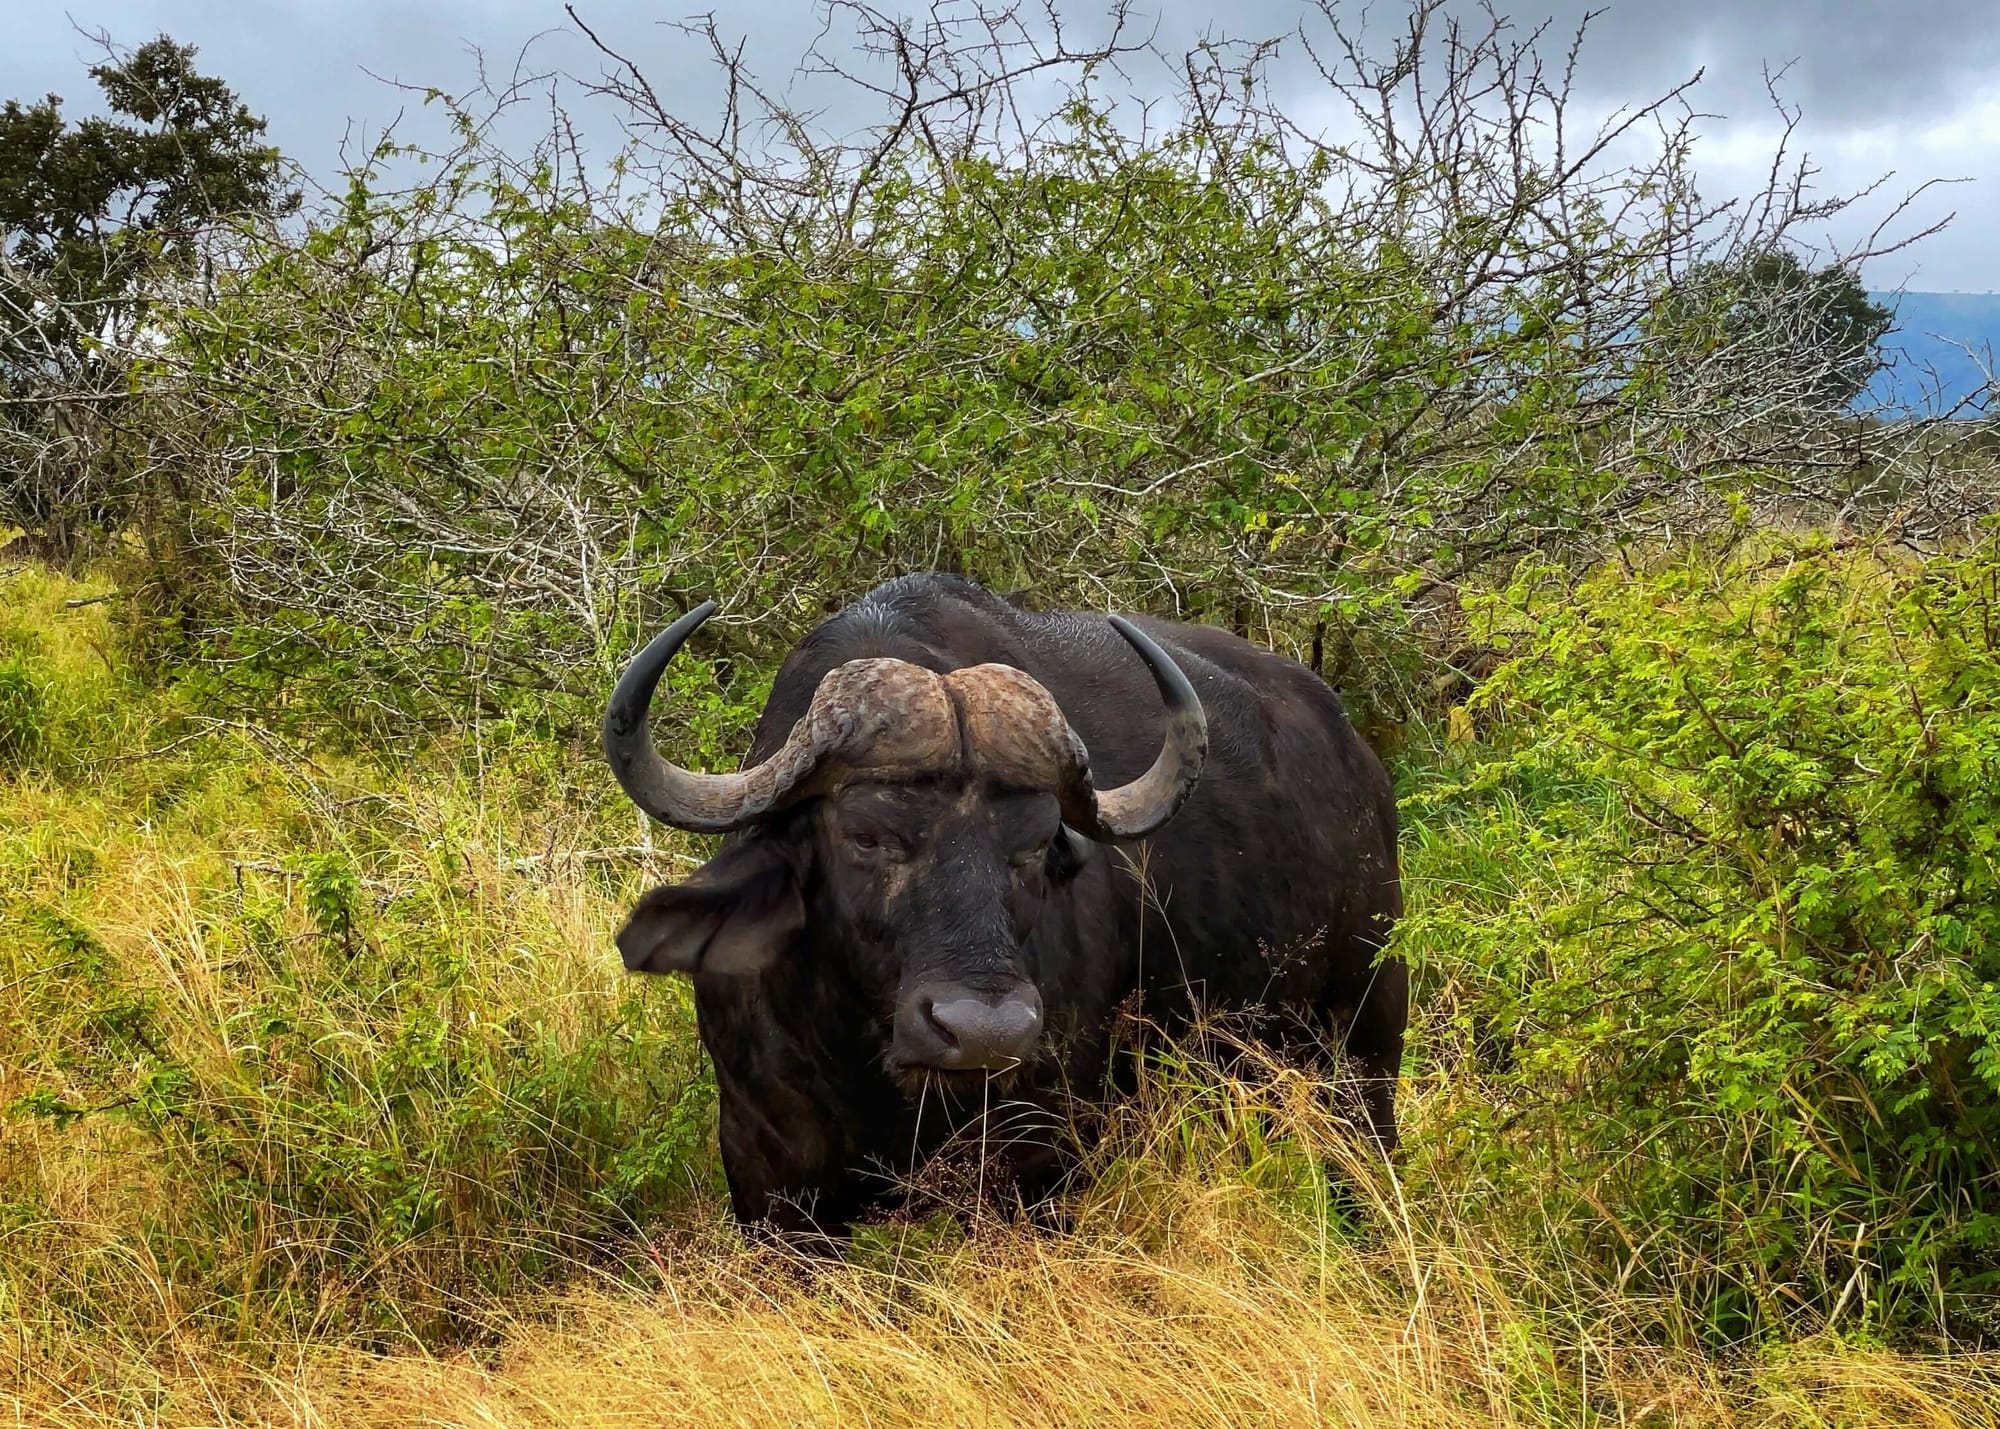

left=1671, top=246, right=1894, bottom=411
left=1, top=36, right=293, bottom=554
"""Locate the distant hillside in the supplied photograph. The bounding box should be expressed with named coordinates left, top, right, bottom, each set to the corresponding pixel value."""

left=1864, top=291, right=1999, bottom=416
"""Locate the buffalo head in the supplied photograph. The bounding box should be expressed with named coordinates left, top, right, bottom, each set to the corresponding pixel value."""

left=601, top=602, right=1208, bottom=1086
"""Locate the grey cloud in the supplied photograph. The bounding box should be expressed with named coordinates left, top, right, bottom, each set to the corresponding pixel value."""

left=1152, top=1, right=2000, bottom=125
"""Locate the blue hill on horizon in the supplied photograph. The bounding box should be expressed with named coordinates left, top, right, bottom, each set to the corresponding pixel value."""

left=1865, top=291, right=1998, bottom=417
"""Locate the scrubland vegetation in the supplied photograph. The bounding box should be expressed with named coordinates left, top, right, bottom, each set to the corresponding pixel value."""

left=6, top=1, right=2000, bottom=1422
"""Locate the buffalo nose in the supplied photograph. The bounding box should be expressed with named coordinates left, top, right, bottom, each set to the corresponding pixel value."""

left=914, top=983, right=1044, bottom=1069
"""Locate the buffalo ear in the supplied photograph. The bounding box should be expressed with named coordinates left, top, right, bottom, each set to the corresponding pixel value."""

left=617, top=839, right=804, bottom=976
left=1050, top=823, right=1093, bottom=882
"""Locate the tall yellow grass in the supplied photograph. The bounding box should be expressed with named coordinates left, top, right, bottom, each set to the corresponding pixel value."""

left=285, top=1178, right=2000, bottom=1429
left=13, top=1156, right=2000, bottom=1427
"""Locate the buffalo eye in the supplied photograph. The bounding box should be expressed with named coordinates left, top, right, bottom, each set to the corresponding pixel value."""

left=844, top=826, right=908, bottom=861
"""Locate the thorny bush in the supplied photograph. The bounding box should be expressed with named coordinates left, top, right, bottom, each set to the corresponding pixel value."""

left=1399, top=535, right=2000, bottom=1340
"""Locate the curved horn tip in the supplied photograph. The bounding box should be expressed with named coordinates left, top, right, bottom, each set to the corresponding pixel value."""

left=654, top=598, right=719, bottom=650
left=1072, top=612, right=1209, bottom=843
left=603, top=602, right=719, bottom=746
left=1106, top=615, right=1207, bottom=739
left=600, top=599, right=853, bottom=837
left=602, top=598, right=758, bottom=834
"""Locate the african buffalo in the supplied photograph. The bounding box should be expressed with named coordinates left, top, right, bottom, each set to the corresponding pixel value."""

left=603, top=573, right=1403, bottom=1234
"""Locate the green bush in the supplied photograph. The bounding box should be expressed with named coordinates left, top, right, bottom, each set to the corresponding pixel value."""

left=140, top=131, right=1485, bottom=737
left=1400, top=536, right=2000, bottom=1339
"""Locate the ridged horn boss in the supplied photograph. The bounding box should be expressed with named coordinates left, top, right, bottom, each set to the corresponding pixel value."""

left=600, top=601, right=1209, bottom=841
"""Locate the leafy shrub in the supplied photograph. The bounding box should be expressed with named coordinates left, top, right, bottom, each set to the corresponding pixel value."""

left=1400, top=535, right=2000, bottom=1339
left=140, top=129, right=1484, bottom=737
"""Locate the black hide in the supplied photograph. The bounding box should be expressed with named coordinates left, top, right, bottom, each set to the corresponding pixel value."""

left=618, top=574, right=1404, bottom=1235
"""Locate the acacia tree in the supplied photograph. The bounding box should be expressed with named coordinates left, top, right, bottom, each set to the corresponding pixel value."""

left=1664, top=246, right=1893, bottom=413
left=0, top=35, right=293, bottom=558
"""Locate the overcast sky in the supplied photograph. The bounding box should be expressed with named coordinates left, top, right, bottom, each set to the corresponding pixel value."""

left=7, top=1, right=1996, bottom=292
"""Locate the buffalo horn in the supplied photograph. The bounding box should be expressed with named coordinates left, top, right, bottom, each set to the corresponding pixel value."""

left=599, top=601, right=815, bottom=834
left=604, top=602, right=1209, bottom=842
left=1060, top=615, right=1209, bottom=842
